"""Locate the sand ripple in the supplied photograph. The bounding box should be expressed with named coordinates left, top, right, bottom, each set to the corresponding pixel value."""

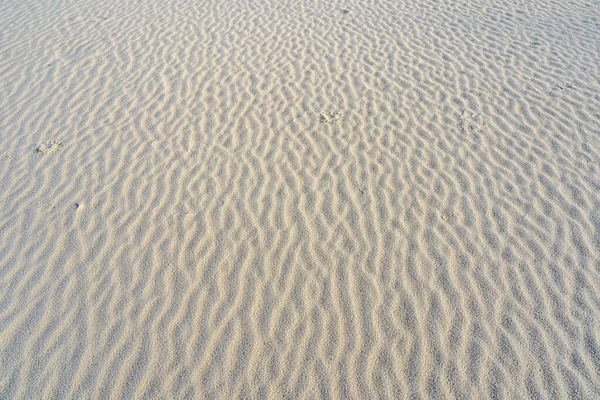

left=1, top=0, right=600, bottom=397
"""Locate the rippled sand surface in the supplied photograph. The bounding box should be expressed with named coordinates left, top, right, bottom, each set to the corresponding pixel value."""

left=1, top=0, right=600, bottom=397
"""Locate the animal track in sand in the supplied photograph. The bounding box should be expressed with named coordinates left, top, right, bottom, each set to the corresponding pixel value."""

left=441, top=211, right=456, bottom=222
left=550, top=81, right=579, bottom=96
left=35, top=141, right=63, bottom=154
left=460, top=111, right=487, bottom=134
left=319, top=111, right=344, bottom=123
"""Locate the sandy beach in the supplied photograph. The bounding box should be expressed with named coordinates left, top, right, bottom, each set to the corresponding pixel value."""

left=1, top=0, right=600, bottom=397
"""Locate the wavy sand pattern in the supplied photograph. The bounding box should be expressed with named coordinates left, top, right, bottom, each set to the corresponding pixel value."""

left=1, top=0, right=600, bottom=397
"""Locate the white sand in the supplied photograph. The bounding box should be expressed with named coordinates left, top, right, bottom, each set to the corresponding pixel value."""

left=1, top=0, right=600, bottom=397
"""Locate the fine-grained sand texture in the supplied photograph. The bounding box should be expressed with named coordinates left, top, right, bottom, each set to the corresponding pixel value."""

left=1, top=0, right=600, bottom=397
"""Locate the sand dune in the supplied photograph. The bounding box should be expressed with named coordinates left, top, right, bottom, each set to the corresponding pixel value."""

left=1, top=0, right=600, bottom=397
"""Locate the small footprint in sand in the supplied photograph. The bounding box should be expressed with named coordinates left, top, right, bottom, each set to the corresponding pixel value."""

left=441, top=211, right=456, bottom=222
left=460, top=112, right=486, bottom=133
left=319, top=111, right=344, bottom=123
left=549, top=81, right=578, bottom=97
left=35, top=141, right=63, bottom=154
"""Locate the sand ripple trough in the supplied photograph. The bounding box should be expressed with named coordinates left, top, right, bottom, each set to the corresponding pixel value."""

left=1, top=0, right=600, bottom=397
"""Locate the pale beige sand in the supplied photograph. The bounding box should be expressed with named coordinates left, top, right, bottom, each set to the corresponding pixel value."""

left=1, top=0, right=600, bottom=397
